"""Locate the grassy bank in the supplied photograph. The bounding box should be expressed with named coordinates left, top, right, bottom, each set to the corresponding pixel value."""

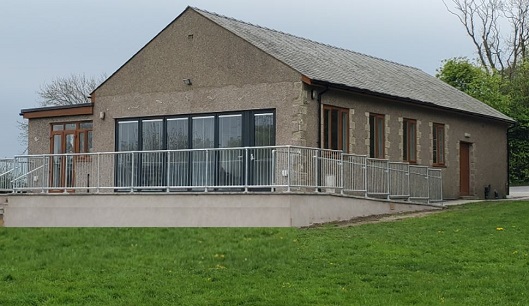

left=1, top=201, right=528, bottom=305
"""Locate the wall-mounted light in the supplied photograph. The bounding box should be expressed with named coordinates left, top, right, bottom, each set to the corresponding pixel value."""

left=99, top=111, right=106, bottom=120
left=464, top=133, right=471, bottom=138
left=311, top=89, right=317, bottom=100
left=183, top=79, right=192, bottom=85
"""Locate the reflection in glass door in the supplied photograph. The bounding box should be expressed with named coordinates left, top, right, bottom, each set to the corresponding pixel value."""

left=116, top=121, right=138, bottom=188
left=50, top=131, right=76, bottom=190
left=218, top=114, right=243, bottom=187
left=51, top=135, right=62, bottom=188
left=192, top=116, right=214, bottom=187
left=141, top=119, right=163, bottom=188
left=167, top=118, right=189, bottom=188
left=250, top=113, right=274, bottom=186
left=64, top=133, right=75, bottom=188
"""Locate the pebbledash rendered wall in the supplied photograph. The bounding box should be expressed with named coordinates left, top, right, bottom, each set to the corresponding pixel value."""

left=24, top=8, right=510, bottom=200
left=298, top=85, right=510, bottom=200
left=28, top=114, right=93, bottom=156
left=90, top=9, right=304, bottom=153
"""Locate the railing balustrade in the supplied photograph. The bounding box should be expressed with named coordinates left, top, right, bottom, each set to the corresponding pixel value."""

left=0, top=158, right=15, bottom=192
left=6, top=146, right=443, bottom=204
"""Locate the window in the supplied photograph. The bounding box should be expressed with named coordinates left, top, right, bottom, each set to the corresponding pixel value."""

left=115, top=110, right=275, bottom=189
left=433, top=123, right=445, bottom=166
left=51, top=121, right=93, bottom=154
left=49, top=121, right=93, bottom=189
left=369, top=113, right=385, bottom=158
left=323, top=105, right=349, bottom=152
left=403, top=119, right=417, bottom=163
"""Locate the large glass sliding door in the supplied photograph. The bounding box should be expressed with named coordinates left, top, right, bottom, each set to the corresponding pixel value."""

left=115, top=109, right=275, bottom=191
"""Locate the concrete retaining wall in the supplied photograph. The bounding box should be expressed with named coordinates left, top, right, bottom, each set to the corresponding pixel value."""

left=3, top=193, right=439, bottom=227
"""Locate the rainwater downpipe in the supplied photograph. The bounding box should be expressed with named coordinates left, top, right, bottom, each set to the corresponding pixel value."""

left=316, top=86, right=329, bottom=190
left=506, top=123, right=516, bottom=196
left=316, top=86, right=329, bottom=149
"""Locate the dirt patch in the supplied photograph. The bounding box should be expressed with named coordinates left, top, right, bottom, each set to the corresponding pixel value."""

left=309, top=209, right=445, bottom=228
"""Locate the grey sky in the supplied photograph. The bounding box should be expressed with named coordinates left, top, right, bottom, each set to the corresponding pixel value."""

left=0, top=0, right=474, bottom=157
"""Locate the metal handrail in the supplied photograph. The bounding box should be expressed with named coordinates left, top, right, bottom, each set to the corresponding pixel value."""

left=6, top=145, right=443, bottom=204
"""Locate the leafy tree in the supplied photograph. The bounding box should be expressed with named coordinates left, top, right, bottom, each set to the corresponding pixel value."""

left=436, top=58, right=511, bottom=113
left=437, top=58, right=529, bottom=183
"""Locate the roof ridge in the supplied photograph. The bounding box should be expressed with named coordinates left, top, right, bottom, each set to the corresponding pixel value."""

left=191, top=7, right=421, bottom=72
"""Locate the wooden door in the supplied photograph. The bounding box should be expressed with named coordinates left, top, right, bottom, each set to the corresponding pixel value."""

left=50, top=131, right=76, bottom=191
left=460, top=142, right=470, bottom=196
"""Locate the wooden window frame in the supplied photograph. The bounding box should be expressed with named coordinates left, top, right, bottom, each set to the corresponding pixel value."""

left=369, top=113, right=385, bottom=158
left=322, top=105, right=349, bottom=152
left=403, top=118, right=417, bottom=163
left=50, top=121, right=93, bottom=157
left=433, top=123, right=445, bottom=166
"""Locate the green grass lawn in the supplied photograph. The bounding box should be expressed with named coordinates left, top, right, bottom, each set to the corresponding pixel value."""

left=1, top=201, right=528, bottom=305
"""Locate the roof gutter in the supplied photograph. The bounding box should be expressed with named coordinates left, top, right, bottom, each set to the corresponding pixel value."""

left=305, top=78, right=515, bottom=125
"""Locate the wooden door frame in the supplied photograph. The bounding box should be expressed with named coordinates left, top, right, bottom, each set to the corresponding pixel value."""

left=50, top=130, right=77, bottom=192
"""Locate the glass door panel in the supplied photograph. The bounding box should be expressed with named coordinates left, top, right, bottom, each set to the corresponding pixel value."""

left=251, top=113, right=274, bottom=186
left=50, top=132, right=75, bottom=190
left=64, top=133, right=75, bottom=188
left=167, top=118, right=189, bottom=187
left=116, top=121, right=138, bottom=188
left=141, top=119, right=164, bottom=188
left=218, top=114, right=243, bottom=186
left=192, top=116, right=214, bottom=187
left=51, top=134, right=62, bottom=188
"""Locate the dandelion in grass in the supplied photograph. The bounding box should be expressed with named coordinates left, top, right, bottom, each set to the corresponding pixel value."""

left=496, top=227, right=504, bottom=231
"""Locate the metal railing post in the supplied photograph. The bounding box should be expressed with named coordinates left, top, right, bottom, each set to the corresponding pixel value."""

left=386, top=161, right=390, bottom=200
left=406, top=164, right=410, bottom=201
left=244, top=148, right=249, bottom=193
left=63, top=155, right=68, bottom=193
left=130, top=152, right=135, bottom=193
left=340, top=152, right=344, bottom=195
left=426, top=168, right=431, bottom=204
left=271, top=149, right=276, bottom=192
left=287, top=146, right=291, bottom=192
left=314, top=149, right=319, bottom=193
left=95, top=153, right=100, bottom=193
left=363, top=158, right=368, bottom=198
left=166, top=151, right=171, bottom=193
left=205, top=150, right=209, bottom=192
left=41, top=156, right=46, bottom=193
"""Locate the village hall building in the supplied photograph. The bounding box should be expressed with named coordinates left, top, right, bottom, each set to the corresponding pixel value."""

left=6, top=7, right=514, bottom=226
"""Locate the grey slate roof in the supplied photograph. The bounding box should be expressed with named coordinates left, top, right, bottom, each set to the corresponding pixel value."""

left=193, top=7, right=513, bottom=123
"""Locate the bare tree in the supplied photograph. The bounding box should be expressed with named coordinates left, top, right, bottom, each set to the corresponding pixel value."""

left=37, top=73, right=105, bottom=106
left=18, top=73, right=106, bottom=150
left=444, top=0, right=529, bottom=76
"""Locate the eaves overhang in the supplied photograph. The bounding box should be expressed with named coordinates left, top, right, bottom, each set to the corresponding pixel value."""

left=301, top=76, right=515, bottom=125
left=20, top=103, right=94, bottom=120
